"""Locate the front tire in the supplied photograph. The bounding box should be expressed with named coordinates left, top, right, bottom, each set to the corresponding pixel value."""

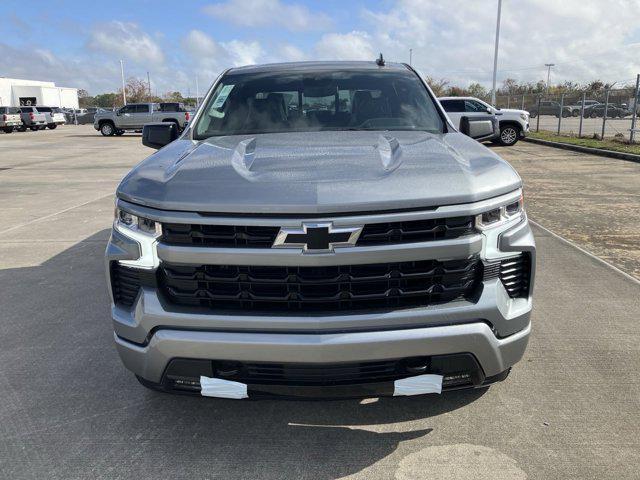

left=48, top=124, right=57, bottom=129
left=30, top=126, right=39, bottom=131
left=2, top=127, right=13, bottom=133
left=497, top=125, right=520, bottom=146
left=100, top=122, right=115, bottom=136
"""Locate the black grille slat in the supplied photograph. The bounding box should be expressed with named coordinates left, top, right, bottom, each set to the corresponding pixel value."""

left=162, top=224, right=280, bottom=247
left=234, top=360, right=404, bottom=385
left=158, top=257, right=482, bottom=313
left=111, top=264, right=142, bottom=307
left=161, top=216, right=475, bottom=248
left=498, top=254, right=531, bottom=298
left=357, top=216, right=475, bottom=245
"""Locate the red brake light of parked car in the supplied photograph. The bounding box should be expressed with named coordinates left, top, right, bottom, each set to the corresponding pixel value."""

left=185, top=112, right=190, bottom=122
left=29, top=112, right=35, bottom=120
left=2, top=114, right=6, bottom=122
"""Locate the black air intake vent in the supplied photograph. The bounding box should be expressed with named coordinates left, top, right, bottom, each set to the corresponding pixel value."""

left=499, top=254, right=531, bottom=298
left=110, top=263, right=142, bottom=307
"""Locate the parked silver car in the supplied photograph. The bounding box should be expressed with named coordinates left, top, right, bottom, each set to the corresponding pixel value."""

left=106, top=61, right=535, bottom=399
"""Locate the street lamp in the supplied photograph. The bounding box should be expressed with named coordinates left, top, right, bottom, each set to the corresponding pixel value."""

left=545, top=63, right=555, bottom=94
left=490, top=0, right=503, bottom=105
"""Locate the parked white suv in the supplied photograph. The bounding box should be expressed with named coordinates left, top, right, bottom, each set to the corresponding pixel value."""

left=439, top=97, right=529, bottom=146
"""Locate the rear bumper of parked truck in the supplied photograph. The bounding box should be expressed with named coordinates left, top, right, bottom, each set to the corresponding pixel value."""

left=106, top=191, right=535, bottom=398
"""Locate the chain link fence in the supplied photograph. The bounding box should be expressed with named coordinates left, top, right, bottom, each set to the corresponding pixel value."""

left=490, top=76, right=640, bottom=142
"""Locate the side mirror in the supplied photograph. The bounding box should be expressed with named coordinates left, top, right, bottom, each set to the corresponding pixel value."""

left=486, top=107, right=493, bottom=114
left=142, top=123, right=179, bottom=149
left=116, top=110, right=122, bottom=116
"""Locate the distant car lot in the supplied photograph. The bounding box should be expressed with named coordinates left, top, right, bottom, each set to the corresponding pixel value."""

left=0, top=126, right=638, bottom=479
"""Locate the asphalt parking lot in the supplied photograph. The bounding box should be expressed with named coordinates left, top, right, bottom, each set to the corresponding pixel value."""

left=1, top=126, right=639, bottom=479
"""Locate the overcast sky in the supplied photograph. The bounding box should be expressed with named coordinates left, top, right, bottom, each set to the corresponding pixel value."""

left=2, top=0, right=640, bottom=96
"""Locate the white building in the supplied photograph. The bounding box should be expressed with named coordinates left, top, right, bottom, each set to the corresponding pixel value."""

left=0, top=77, right=79, bottom=108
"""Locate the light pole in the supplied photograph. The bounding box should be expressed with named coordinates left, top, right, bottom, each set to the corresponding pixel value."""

left=120, top=60, right=127, bottom=105
left=545, top=63, right=555, bottom=94
left=409, top=48, right=413, bottom=66
left=490, top=0, right=502, bottom=105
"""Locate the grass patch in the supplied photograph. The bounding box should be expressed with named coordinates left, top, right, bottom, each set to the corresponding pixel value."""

left=528, top=130, right=640, bottom=155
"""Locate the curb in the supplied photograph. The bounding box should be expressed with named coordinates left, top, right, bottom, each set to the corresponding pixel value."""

left=523, top=137, right=640, bottom=163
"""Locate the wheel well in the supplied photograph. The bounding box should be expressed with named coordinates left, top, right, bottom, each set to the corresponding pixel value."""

left=499, top=121, right=521, bottom=132
left=99, top=119, right=114, bottom=128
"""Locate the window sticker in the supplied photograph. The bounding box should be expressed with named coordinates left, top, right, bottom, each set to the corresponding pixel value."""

left=211, top=84, right=235, bottom=110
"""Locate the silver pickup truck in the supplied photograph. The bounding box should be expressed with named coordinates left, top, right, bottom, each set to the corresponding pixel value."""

left=35, top=107, right=67, bottom=129
left=17, top=106, right=47, bottom=131
left=93, top=103, right=191, bottom=136
left=106, top=60, right=534, bottom=399
left=0, top=107, right=22, bottom=133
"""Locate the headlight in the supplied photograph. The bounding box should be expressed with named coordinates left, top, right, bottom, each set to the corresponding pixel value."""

left=475, top=195, right=524, bottom=230
left=114, top=207, right=161, bottom=269
left=115, top=208, right=162, bottom=236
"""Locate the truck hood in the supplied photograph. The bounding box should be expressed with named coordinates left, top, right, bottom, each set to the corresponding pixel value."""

left=117, top=130, right=521, bottom=214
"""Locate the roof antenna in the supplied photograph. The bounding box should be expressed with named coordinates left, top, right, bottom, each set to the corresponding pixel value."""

left=376, top=53, right=385, bottom=67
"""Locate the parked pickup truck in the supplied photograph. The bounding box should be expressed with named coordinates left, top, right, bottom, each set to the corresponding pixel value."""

left=0, top=106, right=22, bottom=133
left=17, top=106, right=47, bottom=131
left=35, top=106, right=67, bottom=129
left=106, top=60, right=535, bottom=399
left=439, top=96, right=530, bottom=146
left=94, top=103, right=191, bottom=136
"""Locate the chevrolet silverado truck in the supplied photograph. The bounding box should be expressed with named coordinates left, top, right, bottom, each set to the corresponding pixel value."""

left=35, top=106, right=67, bottom=129
left=94, top=103, right=191, bottom=136
left=0, top=107, right=22, bottom=133
left=106, top=60, right=535, bottom=399
left=17, top=106, right=47, bottom=131
left=439, top=96, right=530, bottom=146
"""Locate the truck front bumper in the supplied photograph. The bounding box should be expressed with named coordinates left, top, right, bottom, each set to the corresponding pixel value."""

left=106, top=194, right=535, bottom=397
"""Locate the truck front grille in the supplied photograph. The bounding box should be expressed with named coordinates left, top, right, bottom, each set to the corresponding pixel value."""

left=157, top=256, right=482, bottom=313
left=161, top=216, right=475, bottom=248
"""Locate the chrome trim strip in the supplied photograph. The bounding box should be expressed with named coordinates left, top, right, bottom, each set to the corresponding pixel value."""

left=117, top=189, right=522, bottom=227
left=156, top=235, right=482, bottom=266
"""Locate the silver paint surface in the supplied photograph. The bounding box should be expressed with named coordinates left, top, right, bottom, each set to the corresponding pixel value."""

left=116, top=130, right=522, bottom=214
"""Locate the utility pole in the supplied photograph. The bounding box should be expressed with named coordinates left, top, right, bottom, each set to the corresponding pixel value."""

left=490, top=0, right=502, bottom=106
left=147, top=71, right=151, bottom=99
left=545, top=63, right=555, bottom=94
left=409, top=48, right=413, bottom=66
left=630, top=73, right=640, bottom=143
left=120, top=60, right=127, bottom=105
left=195, top=76, right=200, bottom=106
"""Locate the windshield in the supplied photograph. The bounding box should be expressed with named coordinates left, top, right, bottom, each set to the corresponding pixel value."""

left=194, top=69, right=444, bottom=139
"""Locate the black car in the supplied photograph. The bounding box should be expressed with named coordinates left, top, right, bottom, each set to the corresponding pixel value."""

left=528, top=100, right=571, bottom=118
left=583, top=104, right=629, bottom=118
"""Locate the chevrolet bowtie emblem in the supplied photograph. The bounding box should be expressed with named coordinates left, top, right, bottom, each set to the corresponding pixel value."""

left=272, top=222, right=363, bottom=253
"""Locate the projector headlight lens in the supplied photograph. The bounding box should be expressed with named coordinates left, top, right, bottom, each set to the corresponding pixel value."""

left=476, top=195, right=524, bottom=230
left=115, top=208, right=162, bottom=237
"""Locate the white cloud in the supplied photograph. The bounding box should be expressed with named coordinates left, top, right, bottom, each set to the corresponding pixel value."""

left=88, top=21, right=164, bottom=65
left=361, top=0, right=640, bottom=87
left=222, top=40, right=264, bottom=66
left=314, top=31, right=375, bottom=61
left=203, top=0, right=331, bottom=31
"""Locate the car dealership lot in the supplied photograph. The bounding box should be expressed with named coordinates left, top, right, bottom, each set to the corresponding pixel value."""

left=1, top=126, right=639, bottom=479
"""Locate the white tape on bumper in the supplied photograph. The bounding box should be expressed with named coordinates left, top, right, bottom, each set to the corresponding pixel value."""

left=200, top=376, right=248, bottom=399
left=393, top=374, right=443, bottom=396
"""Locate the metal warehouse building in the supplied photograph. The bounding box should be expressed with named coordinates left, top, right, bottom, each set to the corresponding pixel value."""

left=0, top=77, right=79, bottom=108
